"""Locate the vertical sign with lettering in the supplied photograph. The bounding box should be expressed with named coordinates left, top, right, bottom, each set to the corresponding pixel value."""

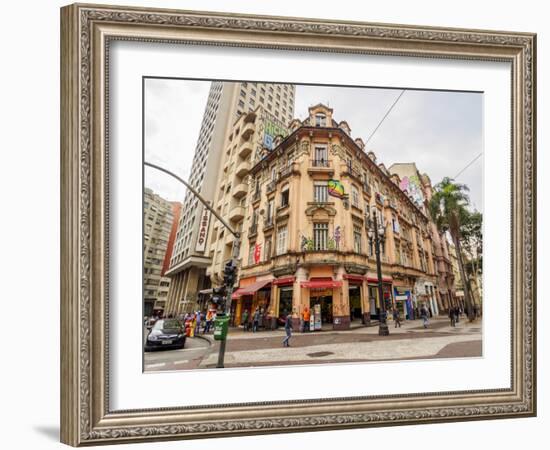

left=195, top=208, right=211, bottom=252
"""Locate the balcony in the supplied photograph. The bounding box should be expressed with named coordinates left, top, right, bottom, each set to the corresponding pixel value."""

left=238, top=140, right=254, bottom=158
left=362, top=182, right=371, bottom=196
left=241, top=121, right=255, bottom=139
left=266, top=180, right=277, bottom=194
left=342, top=163, right=363, bottom=182
left=232, top=183, right=248, bottom=199
left=307, top=159, right=334, bottom=176
left=229, top=205, right=245, bottom=222
left=235, top=160, right=251, bottom=178
left=279, top=162, right=300, bottom=180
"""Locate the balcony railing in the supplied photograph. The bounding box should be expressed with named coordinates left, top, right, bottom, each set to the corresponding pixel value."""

left=266, top=180, right=277, bottom=193
left=311, top=158, right=330, bottom=167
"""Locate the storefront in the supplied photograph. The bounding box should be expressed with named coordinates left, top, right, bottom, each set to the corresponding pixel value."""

left=366, top=275, right=393, bottom=320
left=300, top=278, right=342, bottom=330
left=232, top=278, right=272, bottom=327
left=272, top=276, right=295, bottom=328
left=393, top=286, right=413, bottom=319
left=343, top=274, right=364, bottom=323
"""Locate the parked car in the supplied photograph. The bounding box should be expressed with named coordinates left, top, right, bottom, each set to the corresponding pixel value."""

left=144, top=318, right=186, bottom=351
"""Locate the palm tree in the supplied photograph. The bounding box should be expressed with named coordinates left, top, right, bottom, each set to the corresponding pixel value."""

left=428, top=177, right=475, bottom=320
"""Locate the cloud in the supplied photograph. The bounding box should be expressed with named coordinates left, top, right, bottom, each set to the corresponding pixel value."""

left=145, top=80, right=483, bottom=213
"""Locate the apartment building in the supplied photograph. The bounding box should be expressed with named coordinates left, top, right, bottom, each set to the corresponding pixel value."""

left=226, top=104, right=445, bottom=330
left=143, top=188, right=181, bottom=316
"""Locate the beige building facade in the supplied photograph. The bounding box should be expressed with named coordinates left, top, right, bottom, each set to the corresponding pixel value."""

left=225, top=104, right=445, bottom=330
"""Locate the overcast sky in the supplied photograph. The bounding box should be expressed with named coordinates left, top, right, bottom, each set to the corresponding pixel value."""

left=144, top=79, right=483, bottom=213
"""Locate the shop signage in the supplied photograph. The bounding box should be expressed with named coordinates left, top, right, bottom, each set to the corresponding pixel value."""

left=254, top=243, right=262, bottom=264
left=195, top=208, right=211, bottom=252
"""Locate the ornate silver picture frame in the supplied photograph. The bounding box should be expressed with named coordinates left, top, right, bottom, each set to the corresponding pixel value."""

left=60, top=3, right=536, bottom=446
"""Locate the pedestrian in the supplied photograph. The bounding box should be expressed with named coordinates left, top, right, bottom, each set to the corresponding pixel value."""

left=253, top=307, right=260, bottom=333
left=449, top=307, right=456, bottom=327
left=283, top=311, right=293, bottom=347
left=420, top=305, right=429, bottom=328
left=303, top=306, right=311, bottom=332
left=194, top=311, right=201, bottom=335
left=454, top=306, right=460, bottom=324
left=242, top=309, right=249, bottom=332
left=393, top=308, right=402, bottom=328
left=204, top=310, right=212, bottom=334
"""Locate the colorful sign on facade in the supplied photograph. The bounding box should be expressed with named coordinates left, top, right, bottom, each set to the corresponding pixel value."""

left=261, top=114, right=289, bottom=150
left=253, top=243, right=262, bottom=264
left=328, top=179, right=346, bottom=199
left=399, top=175, right=425, bottom=206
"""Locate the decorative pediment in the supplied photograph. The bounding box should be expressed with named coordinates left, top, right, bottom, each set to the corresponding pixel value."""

left=344, top=263, right=369, bottom=275
left=305, top=202, right=337, bottom=217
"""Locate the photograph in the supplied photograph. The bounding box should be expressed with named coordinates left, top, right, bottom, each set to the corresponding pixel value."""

left=143, top=79, right=484, bottom=372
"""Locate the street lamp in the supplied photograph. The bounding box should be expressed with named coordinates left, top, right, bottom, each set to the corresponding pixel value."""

left=367, top=211, right=390, bottom=336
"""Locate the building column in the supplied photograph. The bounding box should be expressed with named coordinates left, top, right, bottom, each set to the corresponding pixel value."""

left=292, top=267, right=308, bottom=330
left=333, top=266, right=350, bottom=330
left=269, top=283, right=279, bottom=329
left=361, top=279, right=371, bottom=325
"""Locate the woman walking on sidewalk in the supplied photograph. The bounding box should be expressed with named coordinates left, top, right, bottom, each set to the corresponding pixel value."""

left=283, top=312, right=293, bottom=347
left=420, top=305, right=429, bottom=329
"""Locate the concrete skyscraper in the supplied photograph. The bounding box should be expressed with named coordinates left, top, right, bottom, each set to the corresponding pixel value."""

left=164, top=81, right=296, bottom=315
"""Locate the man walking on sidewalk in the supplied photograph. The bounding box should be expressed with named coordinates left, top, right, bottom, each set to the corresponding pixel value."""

left=392, top=307, right=402, bottom=328
left=449, top=307, right=456, bottom=327
left=283, top=311, right=293, bottom=347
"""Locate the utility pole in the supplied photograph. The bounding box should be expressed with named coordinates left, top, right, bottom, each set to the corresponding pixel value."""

left=145, top=162, right=241, bottom=368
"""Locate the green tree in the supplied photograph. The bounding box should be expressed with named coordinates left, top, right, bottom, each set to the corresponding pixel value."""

left=428, top=177, right=475, bottom=320
left=461, top=210, right=483, bottom=291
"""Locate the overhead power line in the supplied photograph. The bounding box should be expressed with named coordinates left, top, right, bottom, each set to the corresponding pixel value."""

left=453, top=153, right=482, bottom=179
left=364, top=89, right=406, bottom=146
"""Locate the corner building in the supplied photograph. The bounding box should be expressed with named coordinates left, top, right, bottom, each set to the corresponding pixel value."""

left=230, top=104, right=442, bottom=330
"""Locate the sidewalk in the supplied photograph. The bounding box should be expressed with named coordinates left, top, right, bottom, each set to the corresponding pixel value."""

left=197, top=316, right=482, bottom=368
left=206, top=316, right=480, bottom=342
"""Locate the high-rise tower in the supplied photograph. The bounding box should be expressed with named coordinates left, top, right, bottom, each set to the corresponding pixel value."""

left=164, top=81, right=295, bottom=315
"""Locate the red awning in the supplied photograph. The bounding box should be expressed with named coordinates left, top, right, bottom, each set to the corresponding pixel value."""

left=231, top=279, right=272, bottom=299
left=301, top=280, right=343, bottom=289
left=273, top=276, right=295, bottom=286
left=343, top=274, right=365, bottom=283
left=366, top=276, right=393, bottom=283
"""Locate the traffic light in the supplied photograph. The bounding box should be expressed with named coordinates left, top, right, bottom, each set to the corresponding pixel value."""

left=223, top=259, right=237, bottom=287
left=211, top=286, right=226, bottom=308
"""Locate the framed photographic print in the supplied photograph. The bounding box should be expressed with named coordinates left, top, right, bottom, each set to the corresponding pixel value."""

left=60, top=3, right=536, bottom=446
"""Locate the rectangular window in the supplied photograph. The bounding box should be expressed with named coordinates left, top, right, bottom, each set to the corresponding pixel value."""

left=266, top=200, right=274, bottom=226
left=315, top=114, right=326, bottom=127
left=276, top=226, right=288, bottom=255
left=353, top=226, right=362, bottom=253
left=264, top=238, right=272, bottom=261
left=313, top=145, right=328, bottom=166
left=248, top=244, right=255, bottom=265
left=351, top=185, right=359, bottom=207
left=314, top=182, right=328, bottom=202
left=313, top=223, right=328, bottom=250
left=281, top=188, right=289, bottom=207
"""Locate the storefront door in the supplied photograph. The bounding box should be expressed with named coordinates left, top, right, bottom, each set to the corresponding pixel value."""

left=310, top=292, right=333, bottom=327
left=348, top=285, right=362, bottom=321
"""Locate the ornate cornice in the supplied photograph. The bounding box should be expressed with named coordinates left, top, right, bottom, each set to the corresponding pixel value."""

left=64, top=4, right=536, bottom=445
